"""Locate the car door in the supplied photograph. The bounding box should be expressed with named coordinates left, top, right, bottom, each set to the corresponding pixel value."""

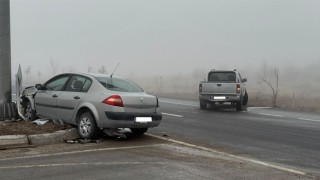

left=35, top=75, right=70, bottom=120
left=56, top=75, right=92, bottom=124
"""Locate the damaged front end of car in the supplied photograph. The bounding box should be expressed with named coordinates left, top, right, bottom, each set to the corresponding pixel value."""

left=16, top=65, right=38, bottom=120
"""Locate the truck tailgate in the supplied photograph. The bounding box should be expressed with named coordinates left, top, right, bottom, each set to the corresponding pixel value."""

left=201, top=83, right=237, bottom=94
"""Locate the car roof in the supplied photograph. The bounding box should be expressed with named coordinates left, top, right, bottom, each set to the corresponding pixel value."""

left=54, top=72, right=125, bottom=80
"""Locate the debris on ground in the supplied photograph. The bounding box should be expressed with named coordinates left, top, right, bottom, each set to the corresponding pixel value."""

left=64, top=138, right=104, bottom=144
left=103, top=128, right=127, bottom=139
left=32, top=119, right=49, bottom=125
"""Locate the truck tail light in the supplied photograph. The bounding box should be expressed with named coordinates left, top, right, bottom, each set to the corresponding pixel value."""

left=102, top=95, right=123, bottom=107
left=236, top=84, right=240, bottom=94
left=199, top=84, right=202, bottom=93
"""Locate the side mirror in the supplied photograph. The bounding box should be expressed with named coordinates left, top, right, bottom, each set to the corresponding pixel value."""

left=35, top=84, right=44, bottom=90
left=242, top=78, right=247, bottom=83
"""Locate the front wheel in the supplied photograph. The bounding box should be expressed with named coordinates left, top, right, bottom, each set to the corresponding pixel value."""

left=77, top=112, right=100, bottom=139
left=24, top=101, right=36, bottom=120
left=130, top=128, right=148, bottom=135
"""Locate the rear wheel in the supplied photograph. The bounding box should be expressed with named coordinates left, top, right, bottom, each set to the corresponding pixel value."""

left=236, top=100, right=243, bottom=111
left=200, top=100, right=207, bottom=109
left=130, top=128, right=148, bottom=135
left=243, top=91, right=248, bottom=106
left=24, top=101, right=36, bottom=120
left=77, top=111, right=100, bottom=139
left=236, top=99, right=248, bottom=111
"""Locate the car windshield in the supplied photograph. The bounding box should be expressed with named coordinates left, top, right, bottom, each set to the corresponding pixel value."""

left=95, top=77, right=143, bottom=92
left=208, top=72, right=237, bottom=82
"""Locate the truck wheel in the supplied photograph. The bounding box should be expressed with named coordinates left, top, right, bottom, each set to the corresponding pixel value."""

left=77, top=111, right=100, bottom=139
left=24, top=101, right=36, bottom=121
left=200, top=100, right=207, bottom=109
left=243, top=91, right=248, bottom=106
left=236, top=101, right=243, bottom=111
left=130, top=128, right=148, bottom=135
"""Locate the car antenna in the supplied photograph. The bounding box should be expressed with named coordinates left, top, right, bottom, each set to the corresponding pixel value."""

left=110, top=63, right=120, bottom=78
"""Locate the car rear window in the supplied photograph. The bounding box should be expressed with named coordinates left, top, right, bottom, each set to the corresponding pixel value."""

left=95, top=77, right=143, bottom=92
left=208, top=72, right=237, bottom=82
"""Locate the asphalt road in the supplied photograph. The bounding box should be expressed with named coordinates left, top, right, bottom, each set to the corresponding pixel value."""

left=149, top=98, right=320, bottom=176
left=2, top=96, right=319, bottom=179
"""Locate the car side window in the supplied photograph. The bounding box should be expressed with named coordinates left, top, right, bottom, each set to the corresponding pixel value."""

left=82, top=79, right=92, bottom=92
left=45, top=76, right=70, bottom=91
left=65, top=75, right=87, bottom=92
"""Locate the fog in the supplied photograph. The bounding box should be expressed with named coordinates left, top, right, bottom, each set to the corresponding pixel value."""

left=9, top=0, right=320, bottom=111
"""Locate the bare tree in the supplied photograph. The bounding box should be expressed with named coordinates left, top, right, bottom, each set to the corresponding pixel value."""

left=50, top=58, right=59, bottom=76
left=98, top=65, right=107, bottom=74
left=24, top=66, right=31, bottom=83
left=262, top=65, right=280, bottom=107
left=37, top=71, right=42, bottom=83
left=88, top=65, right=93, bottom=73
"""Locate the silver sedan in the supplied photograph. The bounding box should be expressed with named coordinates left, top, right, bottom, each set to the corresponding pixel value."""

left=22, top=73, right=162, bottom=139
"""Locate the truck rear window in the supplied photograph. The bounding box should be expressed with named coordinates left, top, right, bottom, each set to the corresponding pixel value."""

left=208, top=72, right=237, bottom=82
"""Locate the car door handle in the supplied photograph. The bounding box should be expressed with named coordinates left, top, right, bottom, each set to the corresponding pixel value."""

left=217, top=84, right=221, bottom=86
left=74, top=96, right=80, bottom=100
left=52, top=94, right=58, bottom=98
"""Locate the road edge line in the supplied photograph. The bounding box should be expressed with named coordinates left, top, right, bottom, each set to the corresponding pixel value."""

left=162, top=113, right=183, bottom=118
left=146, top=134, right=307, bottom=176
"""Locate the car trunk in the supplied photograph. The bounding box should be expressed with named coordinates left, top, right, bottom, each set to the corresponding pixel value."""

left=119, top=92, right=157, bottom=113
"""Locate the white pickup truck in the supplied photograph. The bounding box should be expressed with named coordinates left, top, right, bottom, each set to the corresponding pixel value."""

left=199, top=69, right=248, bottom=111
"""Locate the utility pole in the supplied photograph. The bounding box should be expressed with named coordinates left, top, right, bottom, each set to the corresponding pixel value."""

left=0, top=0, right=17, bottom=119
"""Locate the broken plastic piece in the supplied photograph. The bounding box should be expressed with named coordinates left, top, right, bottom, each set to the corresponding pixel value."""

left=32, top=119, right=49, bottom=125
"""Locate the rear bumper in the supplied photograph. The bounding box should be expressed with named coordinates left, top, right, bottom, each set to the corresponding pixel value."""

left=199, top=94, right=241, bottom=102
left=97, top=111, right=162, bottom=129
left=105, top=112, right=162, bottom=121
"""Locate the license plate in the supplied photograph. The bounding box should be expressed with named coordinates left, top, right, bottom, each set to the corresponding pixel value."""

left=212, top=96, right=226, bottom=100
left=135, top=117, right=152, bottom=123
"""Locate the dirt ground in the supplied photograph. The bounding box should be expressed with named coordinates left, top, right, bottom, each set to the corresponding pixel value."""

left=0, top=119, right=71, bottom=136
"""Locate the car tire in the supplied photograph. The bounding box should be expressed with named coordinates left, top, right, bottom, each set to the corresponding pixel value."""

left=130, top=128, right=148, bottom=135
left=24, top=101, right=36, bottom=121
left=77, top=111, right=100, bottom=139
left=200, top=100, right=207, bottom=109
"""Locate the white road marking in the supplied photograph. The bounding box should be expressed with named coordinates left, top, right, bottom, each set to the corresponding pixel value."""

left=162, top=113, right=183, bottom=118
left=247, top=107, right=271, bottom=111
left=0, top=162, right=167, bottom=169
left=147, top=134, right=306, bottom=176
left=160, top=101, right=198, bottom=107
left=298, top=118, right=320, bottom=122
left=258, top=113, right=284, bottom=118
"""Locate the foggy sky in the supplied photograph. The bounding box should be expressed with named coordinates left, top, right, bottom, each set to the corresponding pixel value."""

left=10, top=0, right=320, bottom=77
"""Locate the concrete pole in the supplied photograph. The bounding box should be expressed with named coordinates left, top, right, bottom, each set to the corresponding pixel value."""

left=0, top=0, right=17, bottom=119
left=0, top=0, right=11, bottom=103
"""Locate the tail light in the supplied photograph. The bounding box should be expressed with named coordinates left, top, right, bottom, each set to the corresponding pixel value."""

left=199, top=84, right=202, bottom=93
left=236, top=84, right=240, bottom=93
left=102, top=95, right=123, bottom=107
